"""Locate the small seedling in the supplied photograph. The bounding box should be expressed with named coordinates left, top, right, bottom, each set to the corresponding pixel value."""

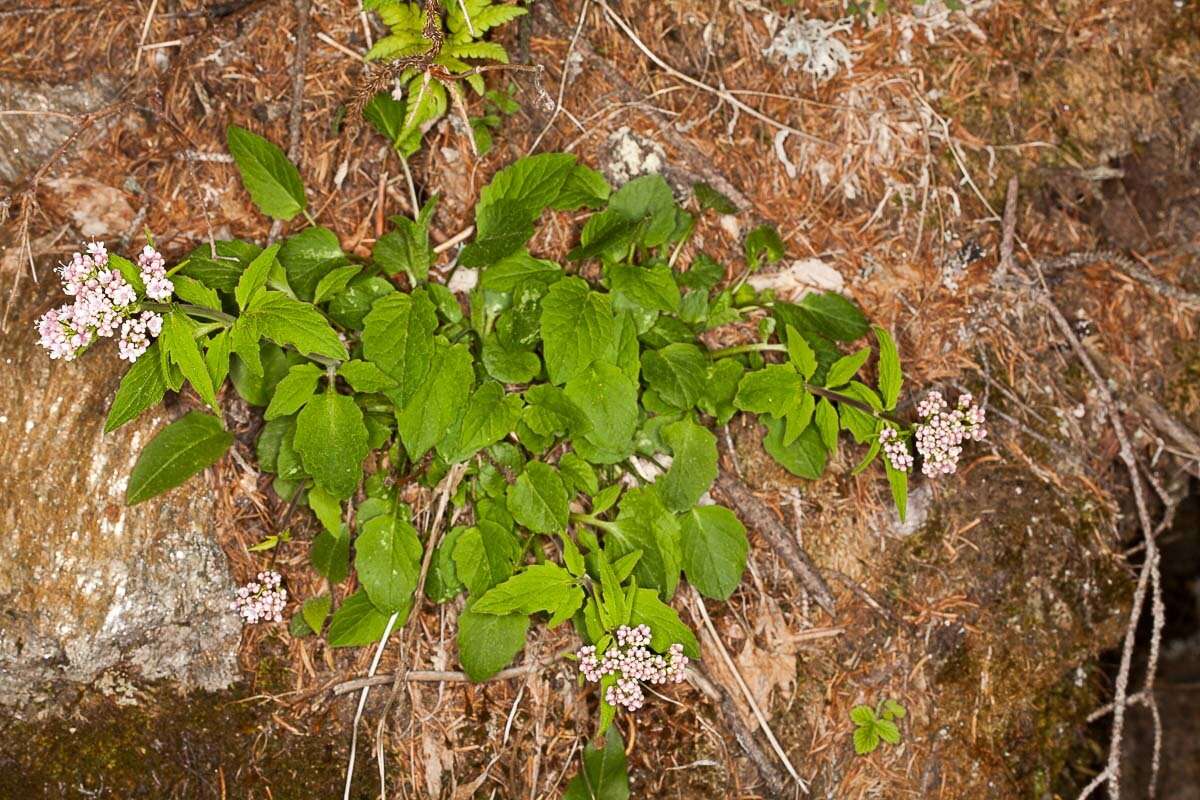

left=851, top=699, right=907, bottom=755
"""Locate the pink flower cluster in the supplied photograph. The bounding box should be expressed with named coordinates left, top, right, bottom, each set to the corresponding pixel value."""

left=36, top=241, right=173, bottom=363
left=913, top=391, right=986, bottom=477
left=231, top=570, right=287, bottom=624
left=878, top=426, right=913, bottom=473
left=138, top=245, right=175, bottom=302
left=577, top=624, right=689, bottom=713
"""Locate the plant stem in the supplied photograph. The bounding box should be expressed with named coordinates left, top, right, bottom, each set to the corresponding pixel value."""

left=707, top=342, right=787, bottom=359
left=570, top=512, right=616, bottom=532
left=806, top=383, right=904, bottom=426
left=146, top=301, right=235, bottom=324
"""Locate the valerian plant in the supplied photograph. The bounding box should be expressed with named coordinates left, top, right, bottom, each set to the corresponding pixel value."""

left=38, top=126, right=985, bottom=790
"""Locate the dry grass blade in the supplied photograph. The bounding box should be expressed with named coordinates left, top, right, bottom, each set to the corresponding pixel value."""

left=693, top=587, right=808, bottom=794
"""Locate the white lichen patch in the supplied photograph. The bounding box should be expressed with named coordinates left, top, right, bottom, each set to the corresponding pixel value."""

left=761, top=14, right=855, bottom=82
left=604, top=127, right=665, bottom=186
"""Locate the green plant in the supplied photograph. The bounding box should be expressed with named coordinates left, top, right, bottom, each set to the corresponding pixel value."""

left=851, top=699, right=907, bottom=755
left=361, top=0, right=528, bottom=155
left=39, top=124, right=986, bottom=790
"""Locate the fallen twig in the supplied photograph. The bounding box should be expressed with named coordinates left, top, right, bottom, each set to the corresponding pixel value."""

left=269, top=0, right=312, bottom=242
left=1041, top=249, right=1200, bottom=308
left=1028, top=270, right=1164, bottom=800
left=693, top=588, right=807, bottom=795
left=715, top=474, right=836, bottom=617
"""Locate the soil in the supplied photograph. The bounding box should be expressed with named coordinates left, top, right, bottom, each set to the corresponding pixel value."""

left=2, top=0, right=1199, bottom=798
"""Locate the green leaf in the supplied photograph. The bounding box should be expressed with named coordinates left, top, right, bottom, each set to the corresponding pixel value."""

left=882, top=699, right=907, bottom=719
left=328, top=274, right=395, bottom=330
left=108, top=253, right=145, bottom=295
left=374, top=209, right=435, bottom=282
left=607, top=174, right=677, bottom=248
left=640, top=343, right=706, bottom=411
left=559, top=452, right=599, bottom=496
left=294, top=391, right=370, bottom=499
left=744, top=224, right=785, bottom=270
left=426, top=526, right=469, bottom=602
left=762, top=416, right=827, bottom=480
left=328, top=589, right=400, bottom=648
left=460, top=200, right=535, bottom=268
left=659, top=420, right=718, bottom=513
left=438, top=381, right=522, bottom=463
left=608, top=488, right=681, bottom=598
left=171, top=275, right=221, bottom=310
left=453, top=523, right=520, bottom=596
left=699, top=358, right=744, bottom=424
left=105, top=342, right=166, bottom=432
left=362, top=290, right=438, bottom=407
left=627, top=587, right=699, bottom=660
left=680, top=505, right=748, bottom=600
left=592, top=484, right=622, bottom=514
left=564, top=363, right=638, bottom=464
left=179, top=239, right=262, bottom=293
left=396, top=342, right=474, bottom=461
left=886, top=462, right=908, bottom=523
left=875, top=718, right=901, bottom=745
left=480, top=250, right=562, bottom=293
left=850, top=705, right=877, bottom=726
left=473, top=563, right=583, bottom=627
left=161, top=311, right=217, bottom=409
left=355, top=509, right=422, bottom=613
left=235, top=242, right=281, bottom=310
left=734, top=364, right=801, bottom=415
left=337, top=359, right=399, bottom=393
left=608, top=264, right=680, bottom=314
left=552, top=164, right=611, bottom=211
left=301, top=595, right=332, bottom=634
left=873, top=325, right=902, bottom=410
left=563, top=730, right=630, bottom=800
left=264, top=362, right=322, bottom=420
left=693, top=181, right=738, bottom=215
left=307, top=485, right=343, bottom=534
left=457, top=608, right=529, bottom=681
left=793, top=292, right=869, bottom=342
left=814, top=397, right=839, bottom=452
left=853, top=725, right=881, bottom=755
left=226, top=125, right=306, bottom=221
left=540, top=277, right=615, bottom=385
left=278, top=227, right=347, bottom=301
left=506, top=461, right=569, bottom=533
left=785, top=324, right=817, bottom=380
left=677, top=252, right=725, bottom=291
left=313, top=264, right=363, bottom=304
left=478, top=152, right=577, bottom=222
left=126, top=411, right=233, bottom=505
left=482, top=333, right=541, bottom=383
left=825, top=346, right=871, bottom=388
left=205, top=329, right=232, bottom=389
left=240, top=290, right=349, bottom=361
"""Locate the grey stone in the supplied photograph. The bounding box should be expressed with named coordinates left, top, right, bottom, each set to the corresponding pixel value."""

left=0, top=75, right=122, bottom=185
left=0, top=273, right=241, bottom=707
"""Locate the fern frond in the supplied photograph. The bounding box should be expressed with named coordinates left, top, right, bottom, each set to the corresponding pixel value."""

left=366, top=36, right=429, bottom=62
left=444, top=40, right=510, bottom=63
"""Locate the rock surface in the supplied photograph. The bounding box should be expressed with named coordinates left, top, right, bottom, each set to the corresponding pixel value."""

left=0, top=76, right=122, bottom=186
left=0, top=271, right=240, bottom=707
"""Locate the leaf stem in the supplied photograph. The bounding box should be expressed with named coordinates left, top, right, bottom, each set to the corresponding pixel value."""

left=707, top=342, right=787, bottom=359
left=146, top=301, right=236, bottom=325
left=570, top=512, right=617, bottom=532
left=806, top=383, right=904, bottom=426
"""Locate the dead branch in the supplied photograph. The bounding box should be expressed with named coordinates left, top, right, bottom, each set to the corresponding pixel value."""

left=715, top=474, right=836, bottom=617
